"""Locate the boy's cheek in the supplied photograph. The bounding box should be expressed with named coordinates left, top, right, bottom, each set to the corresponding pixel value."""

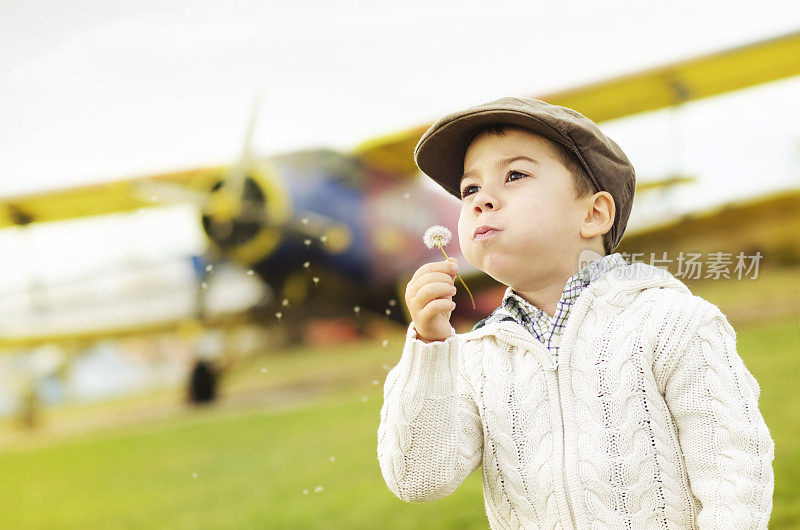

left=457, top=210, right=469, bottom=242
left=456, top=223, right=471, bottom=257
left=457, top=239, right=479, bottom=271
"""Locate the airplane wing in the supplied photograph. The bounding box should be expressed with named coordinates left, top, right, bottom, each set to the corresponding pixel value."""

left=619, top=186, right=800, bottom=257
left=351, top=29, right=800, bottom=178
left=0, top=316, right=208, bottom=352
left=0, top=166, right=224, bottom=229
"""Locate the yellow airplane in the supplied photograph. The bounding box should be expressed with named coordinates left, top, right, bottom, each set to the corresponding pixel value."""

left=1, top=29, right=799, bottom=355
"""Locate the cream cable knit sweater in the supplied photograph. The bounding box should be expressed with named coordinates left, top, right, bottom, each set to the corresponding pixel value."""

left=377, top=262, right=774, bottom=529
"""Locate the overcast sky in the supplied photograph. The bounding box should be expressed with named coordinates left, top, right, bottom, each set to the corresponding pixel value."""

left=1, top=0, right=799, bottom=200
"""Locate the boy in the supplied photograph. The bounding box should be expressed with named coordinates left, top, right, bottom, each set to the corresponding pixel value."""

left=377, top=97, right=775, bottom=528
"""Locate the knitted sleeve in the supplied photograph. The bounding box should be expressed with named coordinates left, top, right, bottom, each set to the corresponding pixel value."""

left=377, top=321, right=483, bottom=502
left=662, top=306, right=775, bottom=529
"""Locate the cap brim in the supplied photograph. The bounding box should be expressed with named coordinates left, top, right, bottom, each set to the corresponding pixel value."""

left=413, top=109, right=570, bottom=199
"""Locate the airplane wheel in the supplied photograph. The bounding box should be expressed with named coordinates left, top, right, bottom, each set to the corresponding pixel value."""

left=188, top=359, right=218, bottom=404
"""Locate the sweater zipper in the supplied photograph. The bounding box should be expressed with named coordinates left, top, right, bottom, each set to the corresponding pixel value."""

left=554, top=364, right=578, bottom=529
left=502, top=327, right=578, bottom=529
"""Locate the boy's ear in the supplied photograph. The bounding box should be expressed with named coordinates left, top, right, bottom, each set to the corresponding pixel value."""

left=580, top=192, right=615, bottom=239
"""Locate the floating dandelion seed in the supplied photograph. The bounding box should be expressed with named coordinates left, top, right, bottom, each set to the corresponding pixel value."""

left=384, top=309, right=391, bottom=317
left=304, top=239, right=312, bottom=247
left=303, top=261, right=310, bottom=269
left=372, top=380, right=379, bottom=385
left=302, top=489, right=309, bottom=495
left=261, top=367, right=268, bottom=373
left=275, top=312, right=283, bottom=321
left=329, top=456, right=336, bottom=462
left=314, top=486, right=324, bottom=493
left=312, top=277, right=319, bottom=286
left=282, top=298, right=289, bottom=307
left=382, top=339, right=388, bottom=347
left=422, top=225, right=476, bottom=309
left=320, top=235, right=327, bottom=243
left=246, top=270, right=254, bottom=276
left=205, top=264, right=213, bottom=272
left=388, top=299, right=396, bottom=307
left=192, top=472, right=197, bottom=479
left=353, top=305, right=360, bottom=315
left=201, top=282, right=208, bottom=290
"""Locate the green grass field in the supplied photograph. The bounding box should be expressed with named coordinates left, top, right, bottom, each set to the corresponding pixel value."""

left=0, top=310, right=798, bottom=528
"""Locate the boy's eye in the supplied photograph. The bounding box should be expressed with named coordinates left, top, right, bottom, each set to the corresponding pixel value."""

left=506, top=169, right=527, bottom=182
left=460, top=170, right=528, bottom=199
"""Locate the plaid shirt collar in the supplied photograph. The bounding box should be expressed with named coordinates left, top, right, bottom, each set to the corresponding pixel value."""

left=472, top=252, right=628, bottom=365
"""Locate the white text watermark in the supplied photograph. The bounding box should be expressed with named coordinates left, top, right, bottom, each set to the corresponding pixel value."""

left=616, top=251, right=763, bottom=280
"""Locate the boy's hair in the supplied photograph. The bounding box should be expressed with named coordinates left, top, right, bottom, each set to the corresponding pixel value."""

left=472, top=124, right=612, bottom=255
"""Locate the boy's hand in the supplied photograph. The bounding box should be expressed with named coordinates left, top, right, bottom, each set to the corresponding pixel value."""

left=405, top=257, right=459, bottom=343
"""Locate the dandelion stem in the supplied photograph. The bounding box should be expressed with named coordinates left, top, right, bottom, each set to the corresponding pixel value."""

left=437, top=245, right=476, bottom=310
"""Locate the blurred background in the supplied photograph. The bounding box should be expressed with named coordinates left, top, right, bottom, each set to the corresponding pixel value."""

left=1, top=0, right=799, bottom=528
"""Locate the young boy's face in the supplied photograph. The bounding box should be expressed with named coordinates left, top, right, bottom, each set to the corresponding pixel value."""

left=456, top=127, right=597, bottom=289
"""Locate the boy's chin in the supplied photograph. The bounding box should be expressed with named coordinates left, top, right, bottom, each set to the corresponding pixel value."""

left=480, top=263, right=519, bottom=287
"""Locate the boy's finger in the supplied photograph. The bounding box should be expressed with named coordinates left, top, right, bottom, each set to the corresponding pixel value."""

left=409, top=260, right=457, bottom=289
left=416, top=282, right=457, bottom=305
left=415, top=271, right=455, bottom=288
left=420, top=298, right=456, bottom=318
left=446, top=257, right=458, bottom=273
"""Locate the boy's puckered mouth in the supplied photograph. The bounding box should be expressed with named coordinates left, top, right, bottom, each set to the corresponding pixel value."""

left=473, top=225, right=501, bottom=240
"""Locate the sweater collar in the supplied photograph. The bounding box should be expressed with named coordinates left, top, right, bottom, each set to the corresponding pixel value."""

left=473, top=252, right=628, bottom=335
left=459, top=261, right=690, bottom=346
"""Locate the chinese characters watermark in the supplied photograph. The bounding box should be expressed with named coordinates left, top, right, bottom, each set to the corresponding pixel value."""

left=616, top=251, right=763, bottom=280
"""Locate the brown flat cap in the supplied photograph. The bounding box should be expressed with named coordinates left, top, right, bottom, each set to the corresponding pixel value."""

left=413, top=96, right=636, bottom=253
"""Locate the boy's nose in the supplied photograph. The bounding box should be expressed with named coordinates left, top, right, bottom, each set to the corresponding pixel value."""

left=473, top=194, right=496, bottom=213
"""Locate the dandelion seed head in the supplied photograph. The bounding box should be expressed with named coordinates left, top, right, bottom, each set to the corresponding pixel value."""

left=423, top=225, right=452, bottom=249
left=303, top=261, right=310, bottom=269
left=275, top=312, right=282, bottom=320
